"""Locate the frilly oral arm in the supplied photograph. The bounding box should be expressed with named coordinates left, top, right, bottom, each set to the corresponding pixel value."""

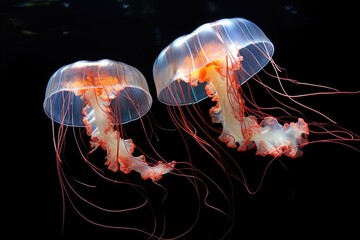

left=81, top=88, right=175, bottom=181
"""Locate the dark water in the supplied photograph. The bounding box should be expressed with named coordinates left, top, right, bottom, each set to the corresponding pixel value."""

left=2, top=1, right=359, bottom=239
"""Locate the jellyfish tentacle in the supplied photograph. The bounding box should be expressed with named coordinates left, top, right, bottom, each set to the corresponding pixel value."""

left=80, top=88, right=175, bottom=181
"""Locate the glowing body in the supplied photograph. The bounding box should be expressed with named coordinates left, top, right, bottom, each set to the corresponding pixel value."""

left=201, top=62, right=309, bottom=157
left=44, top=59, right=175, bottom=181
left=153, top=18, right=309, bottom=159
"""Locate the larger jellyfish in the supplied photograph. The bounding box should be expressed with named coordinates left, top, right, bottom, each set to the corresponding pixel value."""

left=153, top=18, right=310, bottom=159
left=152, top=18, right=359, bottom=175
left=44, top=59, right=175, bottom=181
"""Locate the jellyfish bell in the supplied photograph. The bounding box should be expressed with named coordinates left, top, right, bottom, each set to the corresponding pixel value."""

left=153, top=17, right=310, bottom=159
left=44, top=59, right=175, bottom=181
left=154, top=17, right=275, bottom=101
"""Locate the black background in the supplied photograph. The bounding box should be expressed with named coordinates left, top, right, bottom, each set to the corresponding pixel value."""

left=2, top=0, right=359, bottom=239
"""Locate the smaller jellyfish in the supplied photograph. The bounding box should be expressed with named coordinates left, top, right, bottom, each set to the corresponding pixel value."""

left=43, top=59, right=231, bottom=239
left=43, top=59, right=175, bottom=181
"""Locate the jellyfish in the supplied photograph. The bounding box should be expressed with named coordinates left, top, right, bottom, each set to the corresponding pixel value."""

left=43, top=59, right=234, bottom=238
left=43, top=59, right=175, bottom=236
left=152, top=18, right=360, bottom=187
left=43, top=59, right=175, bottom=181
left=153, top=18, right=311, bottom=159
